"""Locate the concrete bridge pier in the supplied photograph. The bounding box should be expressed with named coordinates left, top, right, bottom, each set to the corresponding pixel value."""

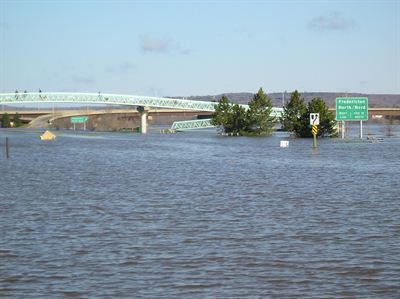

left=137, top=106, right=150, bottom=134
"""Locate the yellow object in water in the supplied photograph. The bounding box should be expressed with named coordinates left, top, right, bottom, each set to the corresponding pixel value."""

left=40, top=130, right=56, bottom=141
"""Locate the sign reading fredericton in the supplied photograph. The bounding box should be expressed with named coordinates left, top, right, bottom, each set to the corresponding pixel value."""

left=335, top=97, right=368, bottom=121
left=70, top=116, right=89, bottom=123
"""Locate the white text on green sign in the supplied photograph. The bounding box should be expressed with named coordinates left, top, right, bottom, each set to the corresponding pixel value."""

left=71, top=116, right=89, bottom=123
left=335, top=97, right=368, bottom=121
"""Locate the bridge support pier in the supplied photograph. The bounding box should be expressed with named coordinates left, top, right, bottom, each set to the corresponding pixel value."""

left=137, top=106, right=150, bottom=134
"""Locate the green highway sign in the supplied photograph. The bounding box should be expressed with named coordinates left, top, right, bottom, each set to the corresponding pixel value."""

left=70, top=116, right=89, bottom=123
left=336, top=97, right=368, bottom=121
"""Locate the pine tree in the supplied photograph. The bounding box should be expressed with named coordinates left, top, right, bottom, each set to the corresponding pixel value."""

left=280, top=90, right=307, bottom=133
left=306, top=98, right=337, bottom=137
left=211, top=95, right=247, bottom=135
left=280, top=93, right=337, bottom=138
left=13, top=112, right=22, bottom=127
left=246, top=88, right=275, bottom=136
left=1, top=113, right=11, bottom=128
left=230, top=104, right=247, bottom=135
left=211, top=89, right=277, bottom=136
left=211, top=95, right=233, bottom=132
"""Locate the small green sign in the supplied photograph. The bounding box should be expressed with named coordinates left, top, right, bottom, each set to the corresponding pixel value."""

left=71, top=116, right=89, bottom=123
left=336, top=97, right=368, bottom=121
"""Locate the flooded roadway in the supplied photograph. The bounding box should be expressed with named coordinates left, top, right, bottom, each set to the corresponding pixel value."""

left=1, top=124, right=399, bottom=298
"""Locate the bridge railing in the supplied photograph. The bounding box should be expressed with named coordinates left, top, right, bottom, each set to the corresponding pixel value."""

left=0, top=92, right=220, bottom=112
left=171, top=119, right=215, bottom=130
left=171, top=107, right=283, bottom=131
left=0, top=92, right=283, bottom=115
left=0, top=92, right=284, bottom=130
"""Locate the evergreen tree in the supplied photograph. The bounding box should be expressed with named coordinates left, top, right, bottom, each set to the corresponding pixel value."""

left=280, top=91, right=336, bottom=138
left=229, top=104, right=247, bottom=135
left=305, top=98, right=337, bottom=138
left=280, top=90, right=307, bottom=133
left=1, top=113, right=11, bottom=128
left=211, top=95, right=247, bottom=135
left=211, top=88, right=277, bottom=136
left=211, top=95, right=233, bottom=132
left=246, top=88, right=275, bottom=136
left=13, top=112, right=22, bottom=127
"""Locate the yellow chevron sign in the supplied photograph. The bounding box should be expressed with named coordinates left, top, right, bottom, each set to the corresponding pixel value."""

left=312, top=125, right=318, bottom=135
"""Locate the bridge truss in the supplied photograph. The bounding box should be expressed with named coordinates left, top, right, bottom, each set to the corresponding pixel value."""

left=171, top=119, right=215, bottom=131
left=0, top=92, right=218, bottom=111
left=0, top=92, right=283, bottom=131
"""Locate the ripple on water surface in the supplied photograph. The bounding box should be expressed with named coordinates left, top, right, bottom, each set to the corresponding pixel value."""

left=0, top=127, right=399, bottom=298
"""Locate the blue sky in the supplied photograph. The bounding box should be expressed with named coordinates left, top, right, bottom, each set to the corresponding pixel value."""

left=1, top=0, right=399, bottom=96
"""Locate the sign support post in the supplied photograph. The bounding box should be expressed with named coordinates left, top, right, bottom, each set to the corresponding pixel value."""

left=310, top=113, right=319, bottom=148
left=71, top=116, right=89, bottom=131
left=342, top=121, right=345, bottom=139
left=360, top=121, right=363, bottom=139
left=312, top=125, right=318, bottom=148
left=313, top=127, right=317, bottom=148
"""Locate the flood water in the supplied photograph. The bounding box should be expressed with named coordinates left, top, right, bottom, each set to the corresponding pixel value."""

left=1, top=124, right=399, bottom=298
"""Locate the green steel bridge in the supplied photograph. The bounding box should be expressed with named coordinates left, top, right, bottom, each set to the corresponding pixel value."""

left=0, top=92, right=283, bottom=130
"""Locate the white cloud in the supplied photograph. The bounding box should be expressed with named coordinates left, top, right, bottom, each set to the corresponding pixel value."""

left=180, top=48, right=192, bottom=55
left=139, top=34, right=191, bottom=56
left=140, top=34, right=171, bottom=54
left=106, top=62, right=135, bottom=73
left=309, top=12, right=355, bottom=31
left=71, top=74, right=95, bottom=84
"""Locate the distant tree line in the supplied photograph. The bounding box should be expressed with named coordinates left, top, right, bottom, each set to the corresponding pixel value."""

left=212, top=89, right=337, bottom=138
left=1, top=112, right=22, bottom=128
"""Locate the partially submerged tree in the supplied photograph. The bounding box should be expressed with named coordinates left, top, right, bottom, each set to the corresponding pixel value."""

left=1, top=113, right=11, bottom=128
left=306, top=97, right=337, bottom=138
left=211, top=95, right=233, bottom=132
left=211, top=88, right=276, bottom=136
left=211, top=96, right=247, bottom=135
left=246, top=88, right=275, bottom=136
left=280, top=90, right=307, bottom=133
left=13, top=112, right=22, bottom=127
left=280, top=91, right=336, bottom=137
